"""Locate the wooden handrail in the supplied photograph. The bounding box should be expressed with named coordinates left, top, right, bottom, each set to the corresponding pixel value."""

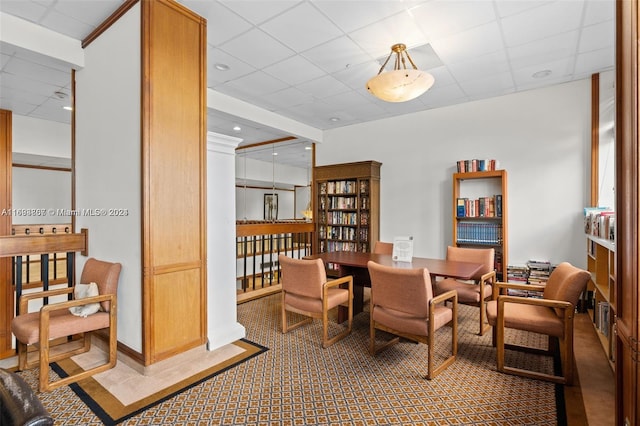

left=0, top=228, right=88, bottom=258
left=236, top=221, right=314, bottom=238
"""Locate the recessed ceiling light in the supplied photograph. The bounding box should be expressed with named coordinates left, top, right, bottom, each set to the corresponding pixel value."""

left=272, top=152, right=278, bottom=156
left=233, top=125, right=241, bottom=132
left=63, top=106, right=73, bottom=111
left=215, top=63, right=230, bottom=71
left=532, top=70, right=552, bottom=79
left=305, top=146, right=312, bottom=150
left=329, top=117, right=340, bottom=122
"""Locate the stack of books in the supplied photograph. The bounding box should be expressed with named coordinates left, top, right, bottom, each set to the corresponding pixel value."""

left=456, top=159, right=499, bottom=173
left=584, top=207, right=615, bottom=241
left=527, top=259, right=553, bottom=284
left=507, top=264, right=528, bottom=284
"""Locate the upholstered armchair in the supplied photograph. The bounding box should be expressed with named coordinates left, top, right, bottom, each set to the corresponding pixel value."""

left=372, top=241, right=393, bottom=255
left=279, top=255, right=353, bottom=348
left=11, top=258, right=121, bottom=392
left=434, top=246, right=495, bottom=335
left=486, top=262, right=590, bottom=385
left=367, top=260, right=458, bottom=379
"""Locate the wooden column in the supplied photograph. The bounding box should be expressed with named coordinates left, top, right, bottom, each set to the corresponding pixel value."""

left=0, top=109, right=12, bottom=358
left=141, top=0, right=207, bottom=364
left=615, top=1, right=639, bottom=425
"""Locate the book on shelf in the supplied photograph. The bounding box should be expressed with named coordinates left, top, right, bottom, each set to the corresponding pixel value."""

left=456, top=195, right=501, bottom=218
left=584, top=207, right=615, bottom=241
left=456, top=159, right=500, bottom=173
left=392, top=236, right=414, bottom=263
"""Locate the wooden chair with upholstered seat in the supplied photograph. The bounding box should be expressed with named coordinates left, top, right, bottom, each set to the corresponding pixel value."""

left=485, top=262, right=590, bottom=385
left=11, top=257, right=121, bottom=392
left=434, top=246, right=495, bottom=335
left=367, top=260, right=458, bottom=379
left=279, top=254, right=353, bottom=348
left=372, top=241, right=393, bottom=255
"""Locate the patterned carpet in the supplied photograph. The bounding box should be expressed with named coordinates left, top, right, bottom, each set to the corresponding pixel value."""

left=18, top=293, right=561, bottom=425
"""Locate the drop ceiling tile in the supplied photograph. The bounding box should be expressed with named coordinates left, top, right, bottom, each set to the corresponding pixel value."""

left=512, top=57, right=574, bottom=87
left=574, top=48, right=615, bottom=76
left=265, top=87, right=314, bottom=109
left=51, top=0, right=120, bottom=27
left=0, top=84, right=48, bottom=106
left=302, top=36, right=372, bottom=74
left=263, top=55, right=325, bottom=86
left=40, top=9, right=95, bottom=39
left=507, top=30, right=579, bottom=70
left=409, top=0, right=496, bottom=40
left=4, top=56, right=70, bottom=86
left=219, top=28, right=294, bottom=69
left=296, top=74, right=351, bottom=99
left=260, top=2, right=343, bottom=52
left=583, top=0, right=615, bottom=26
left=458, top=71, right=515, bottom=98
left=224, top=70, right=289, bottom=97
left=427, top=65, right=456, bottom=87
left=332, top=61, right=380, bottom=91
left=0, top=0, right=48, bottom=23
left=420, top=83, right=468, bottom=108
left=494, top=0, right=553, bottom=19
left=349, top=10, right=428, bottom=59
left=430, top=22, right=504, bottom=64
left=219, top=0, right=301, bottom=25
left=578, top=20, right=615, bottom=54
left=208, top=47, right=256, bottom=85
left=192, top=1, right=252, bottom=46
left=312, top=0, right=411, bottom=33
left=501, top=0, right=584, bottom=47
left=447, top=50, right=510, bottom=83
left=321, top=90, right=371, bottom=111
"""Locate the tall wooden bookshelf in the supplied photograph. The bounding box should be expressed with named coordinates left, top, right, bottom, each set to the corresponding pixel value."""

left=452, top=170, right=508, bottom=280
left=586, top=234, right=616, bottom=369
left=315, top=161, right=381, bottom=272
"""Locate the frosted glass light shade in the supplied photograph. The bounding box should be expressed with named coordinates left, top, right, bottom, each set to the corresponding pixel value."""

left=367, top=69, right=435, bottom=102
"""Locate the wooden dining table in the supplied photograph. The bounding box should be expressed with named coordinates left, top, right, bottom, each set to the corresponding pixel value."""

left=305, top=251, right=484, bottom=322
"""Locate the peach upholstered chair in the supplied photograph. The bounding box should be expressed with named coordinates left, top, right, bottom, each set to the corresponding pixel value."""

left=279, top=255, right=353, bottom=348
left=486, top=262, right=590, bottom=385
left=367, top=261, right=458, bottom=379
left=372, top=241, right=393, bottom=255
left=11, top=258, right=121, bottom=392
left=434, top=246, right=495, bottom=335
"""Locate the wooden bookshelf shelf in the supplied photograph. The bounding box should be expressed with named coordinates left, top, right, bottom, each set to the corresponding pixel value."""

left=452, top=170, right=508, bottom=280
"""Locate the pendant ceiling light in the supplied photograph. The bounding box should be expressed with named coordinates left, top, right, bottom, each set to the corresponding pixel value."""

left=366, top=43, right=435, bottom=103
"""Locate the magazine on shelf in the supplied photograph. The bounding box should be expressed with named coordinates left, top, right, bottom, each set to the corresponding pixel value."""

left=392, top=236, right=414, bottom=263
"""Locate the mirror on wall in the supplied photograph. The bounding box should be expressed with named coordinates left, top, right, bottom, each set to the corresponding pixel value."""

left=598, top=70, right=615, bottom=209
left=235, top=139, right=313, bottom=222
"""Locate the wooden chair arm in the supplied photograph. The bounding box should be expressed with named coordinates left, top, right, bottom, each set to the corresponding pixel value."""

left=432, top=289, right=458, bottom=306
left=497, top=295, right=572, bottom=311
left=39, top=294, right=115, bottom=314
left=480, top=270, right=496, bottom=285
left=325, top=275, right=353, bottom=289
left=18, top=287, right=74, bottom=315
left=492, top=281, right=546, bottom=299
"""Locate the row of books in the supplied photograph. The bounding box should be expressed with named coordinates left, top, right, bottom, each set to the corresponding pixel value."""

left=456, top=195, right=502, bottom=218
left=455, top=222, right=502, bottom=245
left=319, top=180, right=369, bottom=195
left=326, top=211, right=357, bottom=225
left=456, top=159, right=500, bottom=173
left=584, top=207, right=615, bottom=241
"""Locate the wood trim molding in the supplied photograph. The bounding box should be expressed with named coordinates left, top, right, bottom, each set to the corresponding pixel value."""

left=82, top=0, right=139, bottom=48
left=591, top=73, right=599, bottom=206
left=0, top=109, right=13, bottom=358
left=11, top=163, right=71, bottom=172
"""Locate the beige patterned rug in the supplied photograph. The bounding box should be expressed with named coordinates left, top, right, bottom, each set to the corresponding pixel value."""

left=18, top=293, right=563, bottom=425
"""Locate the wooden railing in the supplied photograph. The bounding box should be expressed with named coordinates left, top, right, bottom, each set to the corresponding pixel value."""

left=236, top=220, right=314, bottom=299
left=0, top=228, right=88, bottom=315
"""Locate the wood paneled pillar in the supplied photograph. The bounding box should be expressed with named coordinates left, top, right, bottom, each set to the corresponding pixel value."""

left=141, top=0, right=207, bottom=364
left=0, top=109, right=12, bottom=358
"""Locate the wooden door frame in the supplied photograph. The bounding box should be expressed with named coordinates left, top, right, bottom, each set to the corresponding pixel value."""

left=615, top=1, right=639, bottom=425
left=0, top=109, right=13, bottom=359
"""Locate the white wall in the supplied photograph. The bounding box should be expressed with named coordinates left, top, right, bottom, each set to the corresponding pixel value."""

left=319, top=80, right=591, bottom=268
left=12, top=115, right=70, bottom=158
left=75, top=4, right=142, bottom=351
left=12, top=167, right=71, bottom=224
